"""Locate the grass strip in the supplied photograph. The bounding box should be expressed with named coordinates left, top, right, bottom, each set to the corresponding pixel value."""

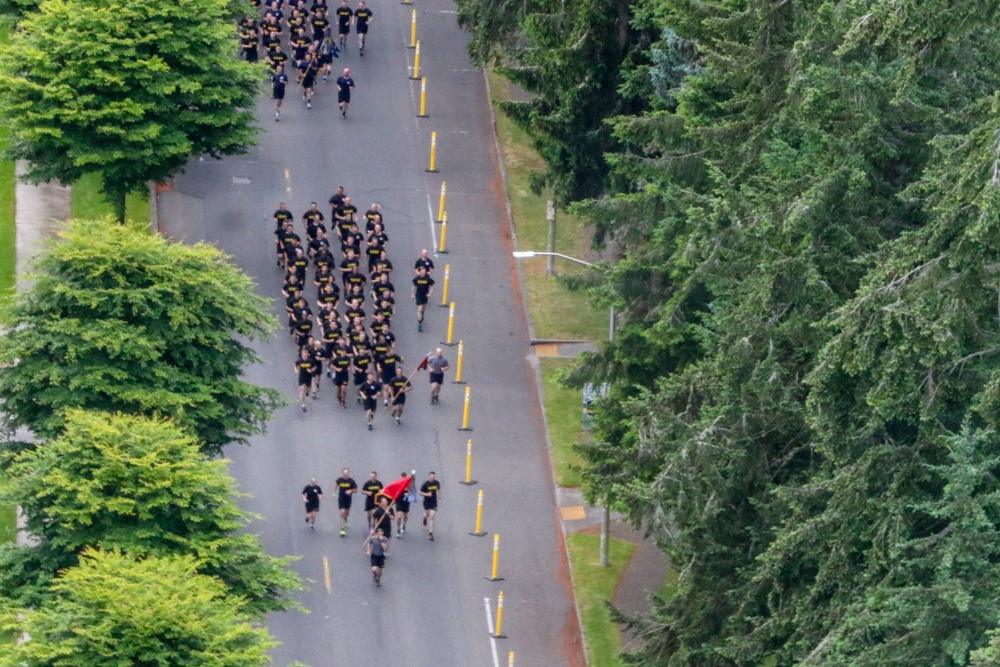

left=488, top=71, right=606, bottom=342
left=70, top=171, right=151, bottom=224
left=540, top=357, right=586, bottom=488
left=567, top=533, right=637, bottom=667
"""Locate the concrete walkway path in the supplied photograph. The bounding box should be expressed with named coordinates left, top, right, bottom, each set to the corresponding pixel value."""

left=13, top=162, right=70, bottom=285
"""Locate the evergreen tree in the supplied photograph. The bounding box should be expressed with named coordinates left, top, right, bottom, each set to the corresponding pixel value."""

left=0, top=410, right=298, bottom=615
left=0, top=549, right=277, bottom=667
left=0, top=218, right=283, bottom=454
left=0, top=0, right=260, bottom=220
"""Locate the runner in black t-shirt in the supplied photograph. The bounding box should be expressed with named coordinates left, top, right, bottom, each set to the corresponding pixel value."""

left=411, top=266, right=435, bottom=331
left=329, top=341, right=353, bottom=407
left=311, top=7, right=330, bottom=43
left=295, top=348, right=315, bottom=413
left=302, top=478, right=323, bottom=529
left=336, top=67, right=355, bottom=117
left=358, top=372, right=382, bottom=430
left=272, top=66, right=289, bottom=121
left=300, top=52, right=319, bottom=108
left=354, top=2, right=372, bottom=55
left=328, top=186, right=346, bottom=219
left=308, top=338, right=328, bottom=398
left=273, top=203, right=293, bottom=265
left=361, top=471, right=383, bottom=527
left=335, top=468, right=357, bottom=536
left=378, top=346, right=402, bottom=395
left=414, top=248, right=435, bottom=274
left=388, top=366, right=411, bottom=425
left=371, top=495, right=394, bottom=542
left=267, top=46, right=289, bottom=75
left=336, top=0, right=353, bottom=50
left=420, top=472, right=441, bottom=540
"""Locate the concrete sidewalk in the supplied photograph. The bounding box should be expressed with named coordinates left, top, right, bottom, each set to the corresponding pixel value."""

left=13, top=162, right=70, bottom=285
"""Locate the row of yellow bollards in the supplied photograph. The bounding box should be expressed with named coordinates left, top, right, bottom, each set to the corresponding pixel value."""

left=400, top=3, right=520, bottom=662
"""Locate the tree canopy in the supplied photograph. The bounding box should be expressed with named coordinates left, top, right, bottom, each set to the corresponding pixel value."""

left=0, top=0, right=260, bottom=219
left=0, top=218, right=283, bottom=454
left=457, top=0, right=1000, bottom=663
left=0, top=549, right=276, bottom=667
left=0, top=410, right=298, bottom=615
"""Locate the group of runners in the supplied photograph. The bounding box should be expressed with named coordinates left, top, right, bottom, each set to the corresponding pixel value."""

left=302, top=470, right=442, bottom=585
left=277, top=190, right=450, bottom=429
left=253, top=0, right=453, bottom=589
left=241, top=0, right=364, bottom=118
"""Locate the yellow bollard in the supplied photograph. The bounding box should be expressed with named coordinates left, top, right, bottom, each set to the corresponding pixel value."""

left=458, top=385, right=472, bottom=431
left=408, top=9, right=417, bottom=44
left=509, top=652, right=515, bottom=667
left=452, top=339, right=466, bottom=384
left=401, top=0, right=411, bottom=7
left=486, top=533, right=504, bottom=581
left=436, top=181, right=446, bottom=222
left=438, top=212, right=448, bottom=254
left=460, top=438, right=477, bottom=485
left=442, top=302, right=457, bottom=346
left=410, top=41, right=421, bottom=79
left=439, top=264, right=450, bottom=306
left=470, top=488, right=486, bottom=534
left=491, top=591, right=508, bottom=638
left=418, top=77, right=429, bottom=118
left=426, top=129, right=438, bottom=172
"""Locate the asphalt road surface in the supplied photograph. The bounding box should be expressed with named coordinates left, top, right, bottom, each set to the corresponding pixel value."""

left=158, top=2, right=584, bottom=666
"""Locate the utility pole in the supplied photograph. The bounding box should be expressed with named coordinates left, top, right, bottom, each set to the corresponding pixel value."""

left=545, top=200, right=556, bottom=276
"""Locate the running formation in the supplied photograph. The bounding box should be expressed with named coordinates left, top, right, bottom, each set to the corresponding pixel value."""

left=240, top=0, right=366, bottom=119
left=277, top=190, right=443, bottom=430
left=304, top=470, right=443, bottom=586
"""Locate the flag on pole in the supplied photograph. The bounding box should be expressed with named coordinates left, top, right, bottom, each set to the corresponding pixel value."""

left=378, top=474, right=413, bottom=502
left=416, top=352, right=431, bottom=371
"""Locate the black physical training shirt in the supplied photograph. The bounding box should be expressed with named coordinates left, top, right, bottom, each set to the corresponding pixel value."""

left=354, top=7, right=372, bottom=27
left=421, top=480, right=441, bottom=504
left=272, top=72, right=289, bottom=92
left=303, top=484, right=322, bottom=503
left=359, top=381, right=382, bottom=399
left=353, top=353, right=373, bottom=372
left=415, top=257, right=434, bottom=272
left=337, top=6, right=353, bottom=26
left=331, top=353, right=352, bottom=371
left=335, top=477, right=357, bottom=500
left=363, top=480, right=383, bottom=505
left=412, top=276, right=434, bottom=296
left=336, top=76, right=355, bottom=94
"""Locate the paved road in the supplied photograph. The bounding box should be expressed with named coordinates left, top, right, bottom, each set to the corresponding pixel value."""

left=157, top=2, right=584, bottom=666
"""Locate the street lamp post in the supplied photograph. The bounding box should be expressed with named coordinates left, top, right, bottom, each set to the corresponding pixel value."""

left=512, top=250, right=614, bottom=567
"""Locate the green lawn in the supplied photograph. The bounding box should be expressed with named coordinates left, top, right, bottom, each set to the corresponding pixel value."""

left=541, top=358, right=587, bottom=488
left=70, top=171, right=151, bottom=224
left=488, top=72, right=607, bottom=342
left=567, top=533, right=637, bottom=667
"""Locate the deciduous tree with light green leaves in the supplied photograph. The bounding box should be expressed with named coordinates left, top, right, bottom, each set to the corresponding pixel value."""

left=0, top=0, right=260, bottom=221
left=0, top=549, right=277, bottom=667
left=0, top=218, right=283, bottom=454
left=0, top=410, right=298, bottom=615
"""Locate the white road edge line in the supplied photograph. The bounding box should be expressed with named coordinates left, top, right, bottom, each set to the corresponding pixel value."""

left=484, top=597, right=500, bottom=667
left=426, top=192, right=439, bottom=252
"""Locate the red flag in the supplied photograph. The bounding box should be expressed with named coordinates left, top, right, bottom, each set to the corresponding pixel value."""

left=416, top=353, right=430, bottom=371
left=379, top=475, right=412, bottom=502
